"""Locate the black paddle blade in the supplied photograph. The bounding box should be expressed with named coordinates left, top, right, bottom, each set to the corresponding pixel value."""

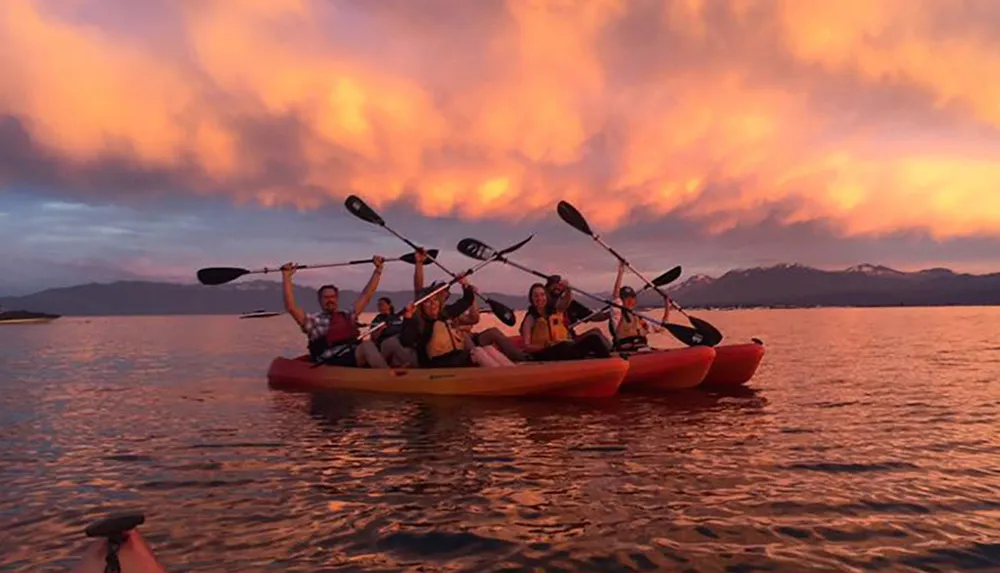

left=663, top=323, right=713, bottom=347
left=399, top=249, right=439, bottom=264
left=458, top=235, right=534, bottom=261
left=344, top=194, right=385, bottom=226
left=85, top=513, right=145, bottom=538
left=498, top=234, right=534, bottom=255
left=457, top=238, right=495, bottom=261
left=688, top=316, right=724, bottom=346
left=486, top=298, right=517, bottom=326
left=556, top=200, right=594, bottom=236
left=197, top=267, right=249, bottom=286
left=653, top=265, right=683, bottom=287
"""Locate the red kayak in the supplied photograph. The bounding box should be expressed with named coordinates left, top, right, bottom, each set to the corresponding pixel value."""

left=505, top=335, right=715, bottom=391
left=618, top=346, right=716, bottom=390
left=701, top=339, right=766, bottom=386
left=267, top=354, right=629, bottom=398
left=72, top=513, right=167, bottom=573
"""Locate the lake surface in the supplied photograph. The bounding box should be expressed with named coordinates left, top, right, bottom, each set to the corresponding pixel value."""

left=1, top=307, right=999, bottom=572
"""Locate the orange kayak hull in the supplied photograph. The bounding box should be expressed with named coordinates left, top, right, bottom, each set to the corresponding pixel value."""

left=266, top=355, right=628, bottom=398
left=619, top=346, right=716, bottom=391
left=701, top=341, right=766, bottom=386
left=505, top=335, right=714, bottom=392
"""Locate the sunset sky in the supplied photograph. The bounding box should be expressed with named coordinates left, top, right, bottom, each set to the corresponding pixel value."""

left=2, top=0, right=999, bottom=296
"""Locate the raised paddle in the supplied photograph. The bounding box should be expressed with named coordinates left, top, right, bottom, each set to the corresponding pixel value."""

left=196, top=250, right=440, bottom=286
left=310, top=235, right=533, bottom=367
left=344, top=194, right=518, bottom=327
left=556, top=200, right=723, bottom=346
left=457, top=238, right=708, bottom=347
left=569, top=265, right=683, bottom=328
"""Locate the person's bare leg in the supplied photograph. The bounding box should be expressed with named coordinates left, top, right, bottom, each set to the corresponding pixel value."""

left=476, top=327, right=528, bottom=362
left=483, top=345, right=515, bottom=366
left=470, top=347, right=502, bottom=367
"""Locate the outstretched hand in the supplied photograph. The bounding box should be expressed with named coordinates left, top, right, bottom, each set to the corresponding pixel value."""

left=281, top=262, right=297, bottom=278
left=403, top=303, right=415, bottom=319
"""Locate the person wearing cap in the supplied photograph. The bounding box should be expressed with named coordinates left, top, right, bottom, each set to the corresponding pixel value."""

left=609, top=261, right=671, bottom=351
left=280, top=256, right=389, bottom=368
left=520, top=278, right=612, bottom=361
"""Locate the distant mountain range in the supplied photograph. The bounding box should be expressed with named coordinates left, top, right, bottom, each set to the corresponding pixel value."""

left=655, top=263, right=1000, bottom=308
left=0, top=263, right=997, bottom=316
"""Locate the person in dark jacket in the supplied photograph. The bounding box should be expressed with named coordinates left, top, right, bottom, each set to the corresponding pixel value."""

left=399, top=278, right=479, bottom=367
left=370, top=296, right=418, bottom=367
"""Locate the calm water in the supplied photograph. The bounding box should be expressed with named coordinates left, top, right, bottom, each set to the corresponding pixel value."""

left=1, top=307, right=999, bottom=572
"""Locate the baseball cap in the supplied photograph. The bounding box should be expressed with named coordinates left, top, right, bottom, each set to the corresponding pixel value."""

left=619, top=286, right=637, bottom=299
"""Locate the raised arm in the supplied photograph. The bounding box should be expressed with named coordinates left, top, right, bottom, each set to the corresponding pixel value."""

left=352, top=255, right=385, bottom=316
left=649, top=293, right=671, bottom=332
left=612, top=261, right=625, bottom=299
left=554, top=280, right=572, bottom=313
left=399, top=304, right=421, bottom=349
left=453, top=285, right=481, bottom=326
left=442, top=281, right=475, bottom=319
left=281, top=263, right=307, bottom=328
left=412, top=249, right=425, bottom=297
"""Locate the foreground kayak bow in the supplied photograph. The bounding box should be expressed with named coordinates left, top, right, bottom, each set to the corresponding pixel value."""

left=72, top=512, right=167, bottom=573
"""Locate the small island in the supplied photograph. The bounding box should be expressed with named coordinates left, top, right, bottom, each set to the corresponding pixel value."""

left=0, top=309, right=62, bottom=325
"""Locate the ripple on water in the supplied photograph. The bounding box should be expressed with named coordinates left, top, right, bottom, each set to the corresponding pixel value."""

left=1, top=311, right=1000, bottom=571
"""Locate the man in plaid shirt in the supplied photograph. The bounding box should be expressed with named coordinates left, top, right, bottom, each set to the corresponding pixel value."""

left=281, top=256, right=389, bottom=367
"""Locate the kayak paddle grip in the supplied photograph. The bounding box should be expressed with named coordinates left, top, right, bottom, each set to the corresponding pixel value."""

left=84, top=512, right=145, bottom=573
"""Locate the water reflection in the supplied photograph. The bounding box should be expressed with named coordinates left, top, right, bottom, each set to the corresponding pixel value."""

left=1, top=308, right=999, bottom=571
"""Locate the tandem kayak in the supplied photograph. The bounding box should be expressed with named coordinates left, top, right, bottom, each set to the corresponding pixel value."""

left=72, top=513, right=167, bottom=573
left=267, top=355, right=629, bottom=398
left=505, top=335, right=715, bottom=392
left=701, top=339, right=766, bottom=386
left=617, top=346, right=716, bottom=391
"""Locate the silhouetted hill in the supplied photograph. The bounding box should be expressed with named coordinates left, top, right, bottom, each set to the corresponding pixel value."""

left=651, top=263, right=1000, bottom=308
left=2, top=263, right=998, bottom=316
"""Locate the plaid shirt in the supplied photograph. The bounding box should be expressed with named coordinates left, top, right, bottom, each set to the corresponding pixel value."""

left=304, top=310, right=359, bottom=362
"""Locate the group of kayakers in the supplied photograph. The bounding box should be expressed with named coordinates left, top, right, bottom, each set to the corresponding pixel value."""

left=280, top=248, right=671, bottom=369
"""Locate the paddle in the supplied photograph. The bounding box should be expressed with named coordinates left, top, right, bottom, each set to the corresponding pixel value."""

left=196, top=250, right=440, bottom=286
left=457, top=238, right=708, bottom=347
left=568, top=265, right=683, bottom=328
left=344, top=194, right=518, bottom=327
left=556, top=200, right=723, bottom=346
left=311, top=235, right=533, bottom=367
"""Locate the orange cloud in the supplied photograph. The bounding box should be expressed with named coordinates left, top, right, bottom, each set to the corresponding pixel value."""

left=2, top=0, right=1000, bottom=240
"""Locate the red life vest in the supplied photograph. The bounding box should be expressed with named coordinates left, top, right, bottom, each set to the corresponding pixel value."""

left=325, top=311, right=360, bottom=345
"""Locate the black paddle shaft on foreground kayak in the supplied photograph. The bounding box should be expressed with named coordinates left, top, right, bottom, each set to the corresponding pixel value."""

left=555, top=200, right=724, bottom=346
left=195, top=250, right=440, bottom=286
left=457, top=238, right=710, bottom=347
left=344, top=194, right=518, bottom=327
